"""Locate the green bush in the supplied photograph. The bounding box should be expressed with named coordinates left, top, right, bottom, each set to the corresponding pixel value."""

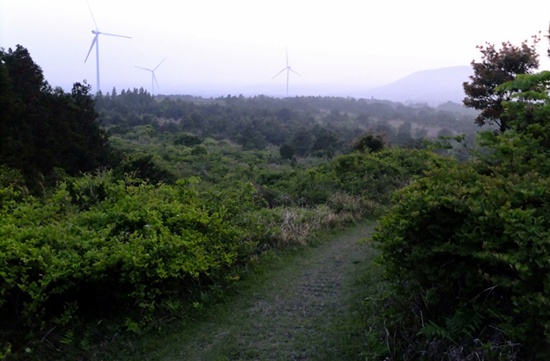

left=0, top=173, right=257, bottom=353
left=367, top=70, right=550, bottom=360
left=372, top=159, right=550, bottom=359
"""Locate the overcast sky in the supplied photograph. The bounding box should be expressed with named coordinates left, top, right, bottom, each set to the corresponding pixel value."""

left=1, top=0, right=550, bottom=97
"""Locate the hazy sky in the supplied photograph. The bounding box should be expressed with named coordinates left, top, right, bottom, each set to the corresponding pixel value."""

left=2, top=0, right=550, bottom=97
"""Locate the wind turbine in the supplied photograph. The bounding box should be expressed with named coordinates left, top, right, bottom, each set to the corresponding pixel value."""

left=84, top=1, right=131, bottom=94
left=272, top=49, right=300, bottom=97
left=135, top=58, right=167, bottom=96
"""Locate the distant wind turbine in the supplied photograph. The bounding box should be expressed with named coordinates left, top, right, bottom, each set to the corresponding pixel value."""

left=135, top=58, right=167, bottom=96
left=272, top=49, right=300, bottom=97
left=84, top=1, right=131, bottom=94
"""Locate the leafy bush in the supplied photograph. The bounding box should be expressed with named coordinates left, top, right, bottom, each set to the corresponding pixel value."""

left=0, top=173, right=257, bottom=353
left=372, top=157, right=550, bottom=359
left=367, top=69, right=550, bottom=360
left=352, top=132, right=385, bottom=153
left=173, top=132, right=202, bottom=147
left=114, top=153, right=176, bottom=183
left=331, top=149, right=438, bottom=205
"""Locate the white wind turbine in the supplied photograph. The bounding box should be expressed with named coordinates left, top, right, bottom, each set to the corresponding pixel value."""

left=135, top=58, right=167, bottom=96
left=272, top=49, right=300, bottom=97
left=84, top=1, right=131, bottom=94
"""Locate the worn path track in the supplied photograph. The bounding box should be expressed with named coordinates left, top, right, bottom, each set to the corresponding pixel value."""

left=154, top=222, right=376, bottom=361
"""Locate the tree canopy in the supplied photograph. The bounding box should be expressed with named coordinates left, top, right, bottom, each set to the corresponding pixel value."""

left=0, top=45, right=112, bottom=190
left=463, top=36, right=540, bottom=132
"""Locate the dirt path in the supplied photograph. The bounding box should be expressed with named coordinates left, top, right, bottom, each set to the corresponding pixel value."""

left=155, top=222, right=376, bottom=361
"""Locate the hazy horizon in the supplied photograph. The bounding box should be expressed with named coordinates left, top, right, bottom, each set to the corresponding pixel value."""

left=2, top=0, right=550, bottom=98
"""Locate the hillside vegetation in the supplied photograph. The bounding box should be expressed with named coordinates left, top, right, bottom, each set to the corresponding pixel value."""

left=369, top=36, right=550, bottom=360
left=0, top=45, right=448, bottom=360
left=1, top=32, right=550, bottom=361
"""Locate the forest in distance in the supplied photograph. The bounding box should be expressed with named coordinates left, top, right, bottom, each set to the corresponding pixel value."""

left=94, top=86, right=481, bottom=160
left=1, top=32, right=550, bottom=361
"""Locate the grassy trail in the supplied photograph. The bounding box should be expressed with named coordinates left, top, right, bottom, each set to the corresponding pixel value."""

left=114, top=222, right=377, bottom=361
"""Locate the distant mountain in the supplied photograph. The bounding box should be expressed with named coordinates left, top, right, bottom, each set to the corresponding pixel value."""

left=365, top=65, right=474, bottom=105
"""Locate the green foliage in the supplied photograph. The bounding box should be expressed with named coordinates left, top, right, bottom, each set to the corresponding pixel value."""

left=279, top=143, right=295, bottom=160
left=352, top=132, right=385, bottom=153
left=0, top=46, right=112, bottom=190
left=498, top=71, right=550, bottom=142
left=190, top=144, right=208, bottom=156
left=173, top=132, right=202, bottom=146
left=252, top=147, right=437, bottom=211
left=373, top=69, right=550, bottom=359
left=1, top=43, right=484, bottom=360
left=0, top=139, right=438, bottom=356
left=0, top=172, right=258, bottom=354
left=331, top=148, right=439, bottom=205
left=463, top=36, right=540, bottom=132
left=115, top=153, right=176, bottom=184
left=96, top=89, right=479, bottom=159
left=374, top=162, right=550, bottom=359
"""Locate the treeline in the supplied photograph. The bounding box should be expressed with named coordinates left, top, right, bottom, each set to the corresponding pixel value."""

left=94, top=87, right=480, bottom=159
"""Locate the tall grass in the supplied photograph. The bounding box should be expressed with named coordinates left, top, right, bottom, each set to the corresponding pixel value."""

left=252, top=193, right=379, bottom=249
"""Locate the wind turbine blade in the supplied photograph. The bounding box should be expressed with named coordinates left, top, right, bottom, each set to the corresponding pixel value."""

left=135, top=65, right=152, bottom=71
left=85, top=36, right=98, bottom=63
left=272, top=68, right=287, bottom=79
left=99, top=32, right=132, bottom=39
left=290, top=69, right=301, bottom=76
left=86, top=0, right=99, bottom=30
left=153, top=73, right=159, bottom=89
left=154, top=58, right=167, bottom=71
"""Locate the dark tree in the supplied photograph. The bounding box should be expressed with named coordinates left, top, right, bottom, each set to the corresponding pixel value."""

left=115, top=153, right=175, bottom=183
left=238, top=121, right=268, bottom=150
left=463, top=36, right=540, bottom=132
left=279, top=143, right=295, bottom=160
left=0, top=45, right=46, bottom=178
left=352, top=132, right=385, bottom=153
left=289, top=128, right=312, bottom=157
left=395, top=121, right=413, bottom=146
left=0, top=45, right=111, bottom=189
left=311, top=126, right=339, bottom=158
left=173, top=132, right=202, bottom=146
left=1, top=45, right=46, bottom=101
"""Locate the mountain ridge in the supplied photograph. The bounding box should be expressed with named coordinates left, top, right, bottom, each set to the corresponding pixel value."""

left=364, top=65, right=473, bottom=104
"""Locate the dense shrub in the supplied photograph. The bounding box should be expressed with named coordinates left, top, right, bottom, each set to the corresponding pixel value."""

left=373, top=159, right=550, bottom=359
left=331, top=149, right=441, bottom=205
left=0, top=173, right=257, bottom=353
left=370, top=70, right=550, bottom=359
left=352, top=132, right=385, bottom=153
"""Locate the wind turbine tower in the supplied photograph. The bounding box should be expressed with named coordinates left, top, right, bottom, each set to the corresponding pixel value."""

left=84, top=1, right=131, bottom=94
left=135, top=58, right=167, bottom=96
left=272, top=49, right=300, bottom=97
